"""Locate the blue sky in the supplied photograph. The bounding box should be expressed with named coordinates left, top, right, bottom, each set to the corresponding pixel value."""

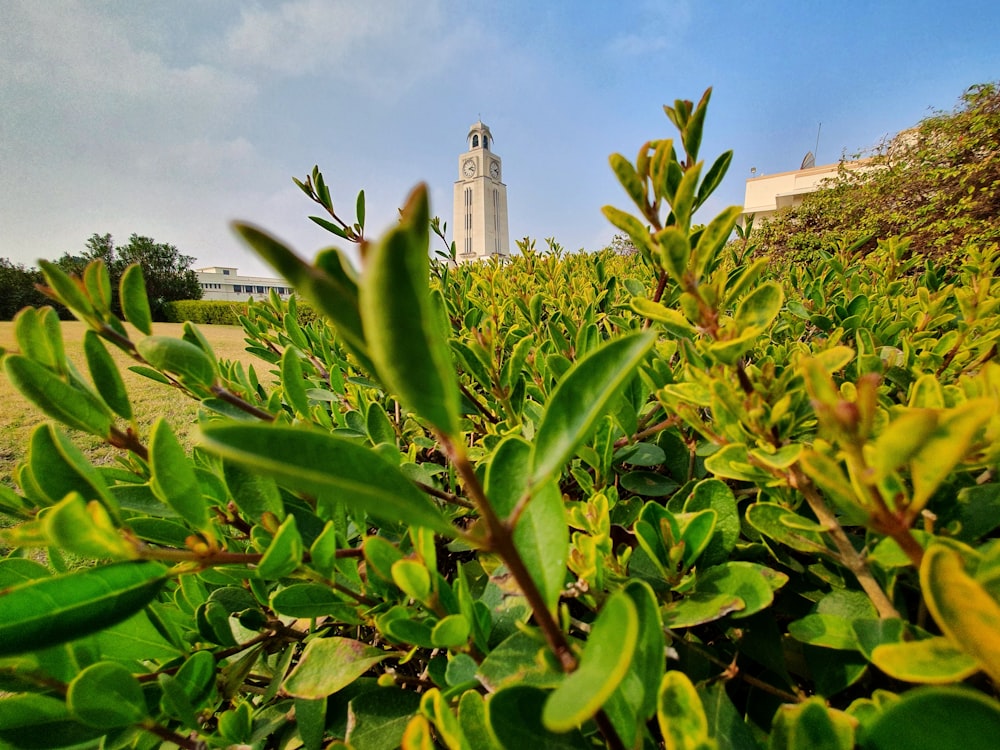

left=2, top=1, right=998, bottom=276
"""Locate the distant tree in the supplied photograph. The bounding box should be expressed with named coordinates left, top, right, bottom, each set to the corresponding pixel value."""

left=606, top=233, right=639, bottom=256
left=0, top=258, right=47, bottom=320
left=114, top=234, right=202, bottom=319
left=51, top=233, right=203, bottom=321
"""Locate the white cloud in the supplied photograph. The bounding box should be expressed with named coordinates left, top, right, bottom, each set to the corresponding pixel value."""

left=214, top=0, right=475, bottom=94
left=604, top=0, right=692, bottom=58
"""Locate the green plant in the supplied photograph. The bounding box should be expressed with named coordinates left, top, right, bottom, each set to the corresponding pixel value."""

left=753, top=82, right=1000, bottom=267
left=1, top=88, right=999, bottom=750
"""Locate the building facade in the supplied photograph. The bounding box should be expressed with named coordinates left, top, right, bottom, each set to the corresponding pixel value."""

left=740, top=158, right=872, bottom=229
left=195, top=267, right=292, bottom=301
left=452, top=121, right=510, bottom=262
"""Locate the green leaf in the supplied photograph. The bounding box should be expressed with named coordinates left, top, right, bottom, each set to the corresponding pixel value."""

left=630, top=297, right=697, bottom=336
left=696, top=151, right=733, bottom=208
left=458, top=691, right=502, bottom=750
left=200, top=423, right=456, bottom=536
left=861, top=686, right=1000, bottom=750
left=119, top=264, right=152, bottom=335
left=770, top=698, right=854, bottom=750
left=44, top=492, right=134, bottom=559
left=921, top=544, right=1000, bottom=683
left=223, top=460, right=285, bottom=523
left=697, top=681, right=757, bottom=750
left=909, top=399, right=994, bottom=512
left=543, top=590, right=639, bottom=731
left=0, top=693, right=106, bottom=749
left=82, top=259, right=112, bottom=314
left=870, top=636, right=979, bottom=683
left=83, top=329, right=132, bottom=420
left=257, top=514, right=303, bottom=579
left=39, top=259, right=95, bottom=319
left=392, top=559, right=432, bottom=603
left=136, top=335, right=216, bottom=388
left=657, top=671, right=712, bottom=750
left=623, top=580, right=666, bottom=721
left=270, top=584, right=359, bottom=621
left=150, top=417, right=209, bottom=529
left=745, top=502, right=827, bottom=553
left=671, top=162, right=702, bottom=231
left=281, top=345, right=312, bottom=417
left=94, top=608, right=184, bottom=663
left=28, top=422, right=116, bottom=511
left=431, top=614, right=471, bottom=648
left=160, top=650, right=217, bottom=726
left=346, top=687, right=421, bottom=750
left=360, top=184, right=461, bottom=438
left=678, top=508, right=717, bottom=568
left=610, top=153, right=647, bottom=210
left=789, top=614, right=860, bottom=650
left=14, top=306, right=64, bottom=371
left=733, top=281, right=783, bottom=332
left=67, top=661, right=148, bottom=728
left=656, top=226, right=691, bottom=282
left=486, top=436, right=568, bottom=615
left=295, top=697, right=327, bottom=750
left=670, top=562, right=785, bottom=627
left=476, top=631, right=565, bottom=692
left=621, top=470, right=680, bottom=497
left=692, top=205, right=742, bottom=279
left=683, top=479, right=740, bottom=567
left=0, top=561, right=167, bottom=656
left=490, top=686, right=590, bottom=750
left=310, top=521, right=339, bottom=579
left=284, top=637, right=392, bottom=699
left=869, top=409, right=938, bottom=479
left=530, top=331, right=655, bottom=486
left=3, top=354, right=112, bottom=437
left=356, top=188, right=367, bottom=228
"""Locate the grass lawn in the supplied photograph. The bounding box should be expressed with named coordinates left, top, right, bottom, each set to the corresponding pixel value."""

left=0, top=320, right=271, bottom=487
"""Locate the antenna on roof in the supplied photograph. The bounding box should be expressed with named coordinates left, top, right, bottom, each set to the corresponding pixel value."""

left=800, top=151, right=815, bottom=170
left=814, top=122, right=822, bottom=162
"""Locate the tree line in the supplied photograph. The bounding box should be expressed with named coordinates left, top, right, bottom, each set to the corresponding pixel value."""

left=0, top=233, right=202, bottom=321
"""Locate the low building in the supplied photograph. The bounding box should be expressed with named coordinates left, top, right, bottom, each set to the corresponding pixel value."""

left=740, top=157, right=873, bottom=229
left=195, top=266, right=292, bottom=301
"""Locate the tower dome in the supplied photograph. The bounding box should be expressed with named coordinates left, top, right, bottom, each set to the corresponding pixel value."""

left=467, top=121, right=493, bottom=150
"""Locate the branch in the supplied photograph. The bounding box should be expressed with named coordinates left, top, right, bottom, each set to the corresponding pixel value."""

left=790, top=468, right=900, bottom=619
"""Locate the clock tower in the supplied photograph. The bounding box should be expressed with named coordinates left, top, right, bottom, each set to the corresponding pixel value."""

left=453, top=121, right=509, bottom=262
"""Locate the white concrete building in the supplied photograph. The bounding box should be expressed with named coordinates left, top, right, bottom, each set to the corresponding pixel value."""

left=740, top=158, right=872, bottom=228
left=195, top=266, right=292, bottom=301
left=453, top=121, right=510, bottom=262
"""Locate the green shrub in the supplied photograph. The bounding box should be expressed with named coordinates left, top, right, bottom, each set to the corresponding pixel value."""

left=163, top=298, right=321, bottom=327
left=1, top=88, right=999, bottom=749
left=753, top=81, right=1000, bottom=267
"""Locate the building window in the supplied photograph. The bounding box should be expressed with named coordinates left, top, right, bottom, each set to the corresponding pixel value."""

left=222, top=269, right=230, bottom=275
left=256, top=286, right=265, bottom=294
left=483, top=136, right=489, bottom=150
left=464, top=186, right=473, bottom=254
left=493, top=189, right=500, bottom=254
left=233, top=285, right=242, bottom=293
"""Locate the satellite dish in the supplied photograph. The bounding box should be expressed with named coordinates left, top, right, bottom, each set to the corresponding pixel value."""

left=800, top=151, right=816, bottom=170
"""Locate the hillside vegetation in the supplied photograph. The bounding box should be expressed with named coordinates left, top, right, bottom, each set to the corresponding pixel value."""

left=751, top=82, right=1000, bottom=266
left=0, top=86, right=998, bottom=749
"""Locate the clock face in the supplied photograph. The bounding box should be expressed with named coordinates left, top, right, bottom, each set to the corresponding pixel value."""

left=490, top=161, right=500, bottom=179
left=463, top=158, right=476, bottom=178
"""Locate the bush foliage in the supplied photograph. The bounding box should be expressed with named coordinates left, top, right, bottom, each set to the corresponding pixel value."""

left=752, top=81, right=1000, bottom=266
left=163, top=299, right=320, bottom=328
left=1, top=88, right=999, bottom=750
